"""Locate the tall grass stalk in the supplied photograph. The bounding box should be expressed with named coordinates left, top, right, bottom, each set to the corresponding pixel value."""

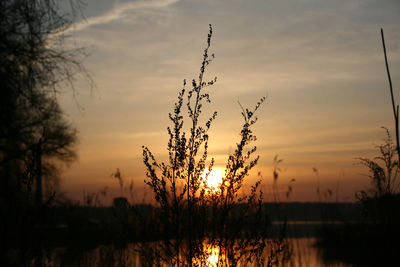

left=381, top=28, right=400, bottom=162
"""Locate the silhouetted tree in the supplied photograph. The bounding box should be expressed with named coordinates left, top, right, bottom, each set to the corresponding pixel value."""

left=0, top=0, right=89, bottom=260
left=0, top=0, right=88, bottom=204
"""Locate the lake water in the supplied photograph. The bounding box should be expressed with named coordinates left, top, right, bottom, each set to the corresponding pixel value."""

left=11, top=238, right=353, bottom=266
left=279, top=238, right=353, bottom=267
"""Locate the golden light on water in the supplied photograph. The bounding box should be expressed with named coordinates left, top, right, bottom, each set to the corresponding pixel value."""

left=205, top=245, right=220, bottom=266
left=202, top=168, right=224, bottom=190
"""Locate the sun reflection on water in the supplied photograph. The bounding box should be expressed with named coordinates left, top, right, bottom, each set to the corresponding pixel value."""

left=205, top=244, right=220, bottom=266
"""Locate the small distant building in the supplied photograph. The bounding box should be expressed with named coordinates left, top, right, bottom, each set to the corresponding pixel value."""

left=113, top=197, right=129, bottom=209
left=112, top=197, right=130, bottom=222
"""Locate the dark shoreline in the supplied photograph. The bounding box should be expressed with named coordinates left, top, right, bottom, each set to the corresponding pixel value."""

left=4, top=202, right=363, bottom=249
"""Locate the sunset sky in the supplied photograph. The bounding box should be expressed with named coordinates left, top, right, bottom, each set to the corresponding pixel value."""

left=58, top=0, right=400, bottom=203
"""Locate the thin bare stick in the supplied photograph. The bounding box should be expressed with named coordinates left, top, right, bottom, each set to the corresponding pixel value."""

left=381, top=28, right=400, bottom=162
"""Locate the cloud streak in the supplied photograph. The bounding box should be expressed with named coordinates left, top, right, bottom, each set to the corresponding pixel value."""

left=67, top=0, right=179, bottom=34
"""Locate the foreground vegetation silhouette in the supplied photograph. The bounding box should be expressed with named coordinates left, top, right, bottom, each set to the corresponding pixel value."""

left=140, top=25, right=287, bottom=266
left=319, top=128, right=400, bottom=266
left=318, top=29, right=400, bottom=267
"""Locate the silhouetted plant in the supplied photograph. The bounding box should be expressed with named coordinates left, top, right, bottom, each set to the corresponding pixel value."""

left=82, top=187, right=109, bottom=207
left=317, top=30, right=400, bottom=267
left=355, top=127, right=400, bottom=229
left=318, top=128, right=400, bottom=266
left=111, top=168, right=124, bottom=196
left=357, top=127, right=399, bottom=198
left=141, top=25, right=285, bottom=266
left=354, top=30, right=400, bottom=227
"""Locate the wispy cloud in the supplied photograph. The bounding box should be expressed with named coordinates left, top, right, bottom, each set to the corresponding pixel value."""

left=67, top=0, right=179, bottom=33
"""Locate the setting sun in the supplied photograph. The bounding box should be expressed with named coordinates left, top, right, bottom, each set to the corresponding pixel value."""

left=202, top=168, right=224, bottom=190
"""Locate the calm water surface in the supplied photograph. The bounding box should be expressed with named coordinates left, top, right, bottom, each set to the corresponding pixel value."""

left=25, top=238, right=353, bottom=266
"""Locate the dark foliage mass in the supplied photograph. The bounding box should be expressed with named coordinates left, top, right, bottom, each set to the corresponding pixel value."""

left=0, top=0, right=89, bottom=263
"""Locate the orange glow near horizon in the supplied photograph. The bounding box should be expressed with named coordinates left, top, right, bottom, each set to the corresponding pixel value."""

left=57, top=0, right=400, bottom=203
